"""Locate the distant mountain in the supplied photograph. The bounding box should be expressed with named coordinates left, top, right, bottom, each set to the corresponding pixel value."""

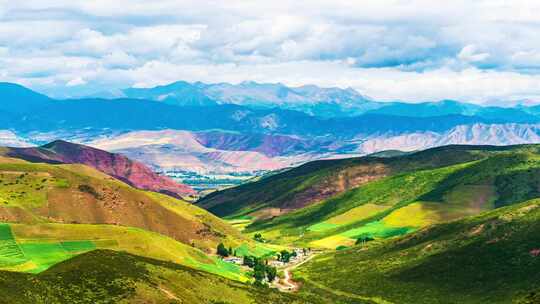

left=87, top=130, right=297, bottom=174
left=0, top=82, right=53, bottom=113
left=0, top=96, right=506, bottom=137
left=2, top=140, right=195, bottom=197
left=3, top=82, right=540, bottom=184
left=366, top=99, right=539, bottom=122
left=123, top=81, right=217, bottom=106
left=1, top=82, right=538, bottom=137
left=98, top=81, right=378, bottom=117
left=99, top=81, right=540, bottom=120
left=357, top=123, right=540, bottom=154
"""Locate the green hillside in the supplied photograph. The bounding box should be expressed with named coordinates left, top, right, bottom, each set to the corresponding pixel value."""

left=0, top=156, right=249, bottom=251
left=0, top=250, right=313, bottom=304
left=210, top=145, right=540, bottom=249
left=198, top=145, right=511, bottom=220
left=0, top=155, right=275, bottom=281
left=294, top=199, right=540, bottom=304
left=0, top=222, right=249, bottom=281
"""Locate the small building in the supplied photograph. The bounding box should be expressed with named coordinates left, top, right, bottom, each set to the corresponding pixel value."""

left=269, top=260, right=285, bottom=267
left=223, top=257, right=243, bottom=264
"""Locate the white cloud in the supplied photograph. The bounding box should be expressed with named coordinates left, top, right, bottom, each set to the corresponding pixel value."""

left=66, top=77, right=87, bottom=87
left=458, top=45, right=490, bottom=63
left=1, top=1, right=540, bottom=103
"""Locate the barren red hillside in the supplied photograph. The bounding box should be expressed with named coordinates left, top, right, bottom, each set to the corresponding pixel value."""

left=3, top=140, right=195, bottom=198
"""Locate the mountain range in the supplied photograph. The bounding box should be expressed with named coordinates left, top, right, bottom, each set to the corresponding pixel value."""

left=3, top=81, right=540, bottom=192
left=94, top=80, right=378, bottom=117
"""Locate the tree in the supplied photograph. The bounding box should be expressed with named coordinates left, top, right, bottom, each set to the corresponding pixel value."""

left=279, top=250, right=292, bottom=263
left=253, top=264, right=266, bottom=281
left=265, top=266, right=277, bottom=282
left=217, top=243, right=229, bottom=257
left=243, top=255, right=255, bottom=267
left=253, top=233, right=264, bottom=242
left=228, top=246, right=233, bottom=255
left=355, top=235, right=375, bottom=245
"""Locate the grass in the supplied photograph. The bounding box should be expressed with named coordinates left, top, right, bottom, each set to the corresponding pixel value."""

left=234, top=243, right=277, bottom=258
left=0, top=224, right=26, bottom=267
left=244, top=162, right=471, bottom=247
left=311, top=221, right=415, bottom=249
left=18, top=242, right=72, bottom=273
left=339, top=221, right=414, bottom=239
left=307, top=222, right=340, bottom=232
left=198, top=144, right=505, bottom=219
left=0, top=222, right=252, bottom=281
left=60, top=240, right=97, bottom=253
left=0, top=171, right=53, bottom=208
left=326, top=203, right=389, bottom=225
left=0, top=158, right=254, bottom=255
left=295, top=199, right=540, bottom=304
left=236, top=148, right=540, bottom=249
left=0, top=250, right=318, bottom=304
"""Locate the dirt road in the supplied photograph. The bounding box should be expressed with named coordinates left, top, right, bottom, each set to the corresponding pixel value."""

left=274, top=254, right=316, bottom=292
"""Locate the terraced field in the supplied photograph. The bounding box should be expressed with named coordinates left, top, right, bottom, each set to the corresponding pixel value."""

left=0, top=222, right=251, bottom=281
left=0, top=224, right=26, bottom=267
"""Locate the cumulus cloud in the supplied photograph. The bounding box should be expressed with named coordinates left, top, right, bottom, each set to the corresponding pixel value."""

left=66, top=77, right=87, bottom=87
left=1, top=0, right=540, bottom=103
left=458, top=45, right=490, bottom=63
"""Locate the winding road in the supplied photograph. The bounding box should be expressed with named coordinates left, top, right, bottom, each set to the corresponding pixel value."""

left=274, top=254, right=317, bottom=292
left=273, top=254, right=394, bottom=304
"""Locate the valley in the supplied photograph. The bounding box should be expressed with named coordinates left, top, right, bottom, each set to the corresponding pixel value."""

left=1, top=83, right=540, bottom=303
left=3, top=2, right=539, bottom=302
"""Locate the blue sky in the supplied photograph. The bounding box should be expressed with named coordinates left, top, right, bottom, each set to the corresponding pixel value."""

left=1, top=1, right=540, bottom=103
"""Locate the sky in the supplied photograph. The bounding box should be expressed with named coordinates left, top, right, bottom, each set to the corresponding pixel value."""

left=1, top=0, right=540, bottom=103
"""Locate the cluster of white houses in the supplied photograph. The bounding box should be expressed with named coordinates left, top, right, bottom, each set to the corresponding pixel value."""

left=223, top=248, right=308, bottom=267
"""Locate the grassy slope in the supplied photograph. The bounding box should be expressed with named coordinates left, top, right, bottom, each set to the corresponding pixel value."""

left=243, top=146, right=540, bottom=248
left=198, top=145, right=502, bottom=219
left=0, top=222, right=248, bottom=281
left=0, top=157, right=249, bottom=251
left=294, top=199, right=540, bottom=304
left=0, top=250, right=316, bottom=304
left=0, top=156, right=273, bottom=280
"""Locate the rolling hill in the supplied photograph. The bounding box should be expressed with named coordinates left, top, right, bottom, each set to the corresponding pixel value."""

left=0, top=222, right=248, bottom=281
left=200, top=144, right=540, bottom=249
left=197, top=145, right=503, bottom=219
left=0, top=250, right=313, bottom=304
left=1, top=140, right=195, bottom=198
left=0, top=154, right=242, bottom=250
left=294, top=198, right=540, bottom=304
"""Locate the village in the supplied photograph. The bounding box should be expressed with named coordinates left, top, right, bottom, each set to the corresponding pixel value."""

left=219, top=245, right=316, bottom=292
